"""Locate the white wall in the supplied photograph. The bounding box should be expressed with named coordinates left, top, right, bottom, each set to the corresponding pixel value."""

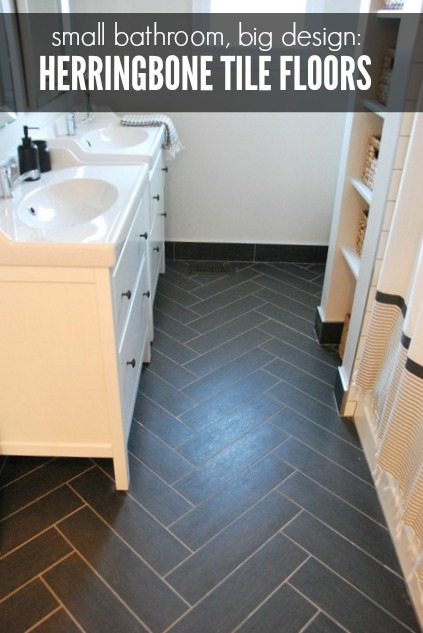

left=166, top=112, right=345, bottom=244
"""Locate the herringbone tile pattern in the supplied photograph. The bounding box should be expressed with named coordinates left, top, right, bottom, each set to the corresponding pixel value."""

left=0, top=262, right=420, bottom=633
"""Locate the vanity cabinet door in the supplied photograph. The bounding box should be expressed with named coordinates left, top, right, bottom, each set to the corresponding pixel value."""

left=112, top=193, right=148, bottom=346
left=148, top=152, right=166, bottom=300
left=118, top=255, right=150, bottom=440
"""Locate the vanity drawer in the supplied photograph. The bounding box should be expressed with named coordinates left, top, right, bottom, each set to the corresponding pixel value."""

left=149, top=151, right=166, bottom=231
left=149, top=213, right=164, bottom=299
left=118, top=258, right=150, bottom=440
left=112, top=195, right=148, bottom=343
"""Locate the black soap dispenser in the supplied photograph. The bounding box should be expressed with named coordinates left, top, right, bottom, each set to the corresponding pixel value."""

left=18, top=126, right=41, bottom=180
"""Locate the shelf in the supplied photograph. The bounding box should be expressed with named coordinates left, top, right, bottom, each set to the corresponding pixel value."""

left=351, top=178, right=373, bottom=204
left=362, top=99, right=388, bottom=119
left=341, top=246, right=361, bottom=280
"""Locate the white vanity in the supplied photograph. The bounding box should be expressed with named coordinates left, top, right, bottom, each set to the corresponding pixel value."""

left=0, top=115, right=167, bottom=489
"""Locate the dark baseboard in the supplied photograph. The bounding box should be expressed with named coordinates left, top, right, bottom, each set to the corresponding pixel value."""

left=166, top=242, right=328, bottom=263
left=314, top=308, right=344, bottom=345
left=334, top=368, right=347, bottom=414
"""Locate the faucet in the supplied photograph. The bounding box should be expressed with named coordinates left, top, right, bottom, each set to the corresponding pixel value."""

left=66, top=111, right=94, bottom=136
left=0, top=161, right=40, bottom=199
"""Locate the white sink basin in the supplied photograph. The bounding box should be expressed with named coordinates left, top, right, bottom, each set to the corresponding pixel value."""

left=81, top=126, right=149, bottom=151
left=17, top=177, right=118, bottom=229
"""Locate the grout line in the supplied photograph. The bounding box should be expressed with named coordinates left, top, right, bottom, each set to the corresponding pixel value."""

left=0, top=464, right=96, bottom=524
left=296, top=611, right=322, bottom=633
left=133, top=392, right=196, bottom=437
left=39, top=564, right=92, bottom=633
left=278, top=496, right=403, bottom=580
left=275, top=460, right=388, bottom=530
left=63, top=487, right=193, bottom=611
left=22, top=606, right=63, bottom=633
left=0, top=502, right=86, bottom=561
left=129, top=421, right=195, bottom=476
left=187, top=277, right=262, bottom=308
left=0, top=550, right=75, bottom=605
left=292, top=553, right=418, bottom=633
left=155, top=290, right=202, bottom=317
left=263, top=354, right=338, bottom=390
left=286, top=583, right=353, bottom=633
left=228, top=555, right=312, bottom=633
left=0, top=458, right=56, bottom=491
left=258, top=267, right=324, bottom=299
left=182, top=306, right=269, bottom=347
left=272, top=430, right=373, bottom=487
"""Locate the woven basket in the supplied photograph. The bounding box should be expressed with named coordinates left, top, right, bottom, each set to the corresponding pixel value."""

left=356, top=209, right=369, bottom=257
left=363, top=135, right=381, bottom=190
left=339, top=314, right=351, bottom=360
left=384, top=0, right=404, bottom=8
left=377, top=48, right=395, bottom=105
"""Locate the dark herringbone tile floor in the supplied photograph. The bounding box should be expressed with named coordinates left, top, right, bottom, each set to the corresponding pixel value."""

left=0, top=261, right=420, bottom=633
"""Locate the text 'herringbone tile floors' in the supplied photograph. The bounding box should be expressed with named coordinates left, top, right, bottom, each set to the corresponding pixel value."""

left=0, top=261, right=420, bottom=633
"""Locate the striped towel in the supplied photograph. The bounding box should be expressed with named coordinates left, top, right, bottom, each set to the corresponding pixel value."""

left=120, top=114, right=184, bottom=159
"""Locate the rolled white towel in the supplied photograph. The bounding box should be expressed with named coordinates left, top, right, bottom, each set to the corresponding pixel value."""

left=120, top=114, right=184, bottom=159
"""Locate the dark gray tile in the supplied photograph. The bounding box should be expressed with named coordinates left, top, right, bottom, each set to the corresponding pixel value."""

left=147, top=350, right=197, bottom=390
left=162, top=267, right=202, bottom=292
left=260, top=319, right=339, bottom=369
left=190, top=280, right=262, bottom=316
left=0, top=579, right=58, bottom=633
left=177, top=394, right=282, bottom=466
left=279, top=473, right=400, bottom=573
left=188, top=294, right=265, bottom=334
left=167, top=492, right=299, bottom=603
left=70, top=467, right=191, bottom=575
left=155, top=293, right=200, bottom=324
left=1, top=458, right=92, bottom=519
left=132, top=394, right=193, bottom=448
left=284, top=513, right=420, bottom=631
left=180, top=370, right=279, bottom=432
left=270, top=262, right=323, bottom=282
left=182, top=347, right=274, bottom=402
left=256, top=301, right=316, bottom=338
left=254, top=244, right=327, bottom=263
left=266, top=358, right=337, bottom=408
left=58, top=507, right=187, bottom=633
left=168, top=534, right=307, bottom=633
left=190, top=268, right=260, bottom=300
left=152, top=329, right=199, bottom=365
left=44, top=553, right=148, bottom=633
left=184, top=328, right=272, bottom=377
left=154, top=310, right=198, bottom=343
left=0, top=485, right=83, bottom=555
left=186, top=311, right=267, bottom=355
left=0, top=528, right=71, bottom=599
left=157, top=278, right=199, bottom=306
left=170, top=454, right=293, bottom=550
left=254, top=263, right=323, bottom=295
left=271, top=407, right=372, bottom=483
left=275, top=438, right=385, bottom=524
left=268, top=380, right=360, bottom=447
left=0, top=456, right=51, bottom=488
left=290, top=558, right=411, bottom=633
left=122, top=454, right=193, bottom=526
left=31, top=609, right=81, bottom=633
left=262, top=338, right=337, bottom=387
left=129, top=422, right=193, bottom=484
left=255, top=269, right=320, bottom=307
left=139, top=368, right=195, bottom=416
left=255, top=287, right=315, bottom=321
left=235, top=584, right=316, bottom=633
left=175, top=423, right=289, bottom=504
left=302, top=613, right=346, bottom=633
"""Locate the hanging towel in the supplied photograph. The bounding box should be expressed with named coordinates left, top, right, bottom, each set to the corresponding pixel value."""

left=120, top=114, right=184, bottom=159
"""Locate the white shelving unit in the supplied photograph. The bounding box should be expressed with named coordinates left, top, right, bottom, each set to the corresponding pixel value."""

left=316, top=0, right=423, bottom=415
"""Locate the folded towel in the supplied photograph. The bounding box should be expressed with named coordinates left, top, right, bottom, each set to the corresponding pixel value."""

left=120, top=114, right=184, bottom=159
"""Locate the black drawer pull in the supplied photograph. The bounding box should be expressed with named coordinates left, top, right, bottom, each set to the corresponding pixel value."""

left=160, top=212, right=167, bottom=217
left=143, top=290, right=151, bottom=298
left=161, top=167, right=168, bottom=172
left=153, top=194, right=160, bottom=201
left=139, top=232, right=148, bottom=239
left=126, top=359, right=136, bottom=368
left=153, top=246, right=160, bottom=253
left=121, top=290, right=132, bottom=300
